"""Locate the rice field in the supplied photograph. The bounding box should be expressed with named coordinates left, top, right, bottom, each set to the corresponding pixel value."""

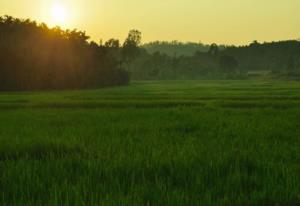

left=0, top=80, right=300, bottom=205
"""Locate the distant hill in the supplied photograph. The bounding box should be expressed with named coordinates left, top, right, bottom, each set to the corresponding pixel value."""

left=143, top=41, right=225, bottom=57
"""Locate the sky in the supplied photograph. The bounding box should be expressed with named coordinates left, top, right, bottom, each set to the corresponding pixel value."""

left=0, top=0, right=299, bottom=45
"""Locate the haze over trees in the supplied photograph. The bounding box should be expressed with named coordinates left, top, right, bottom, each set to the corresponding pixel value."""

left=127, top=39, right=300, bottom=80
left=1, top=15, right=300, bottom=91
left=0, top=15, right=129, bottom=91
left=143, top=41, right=220, bottom=57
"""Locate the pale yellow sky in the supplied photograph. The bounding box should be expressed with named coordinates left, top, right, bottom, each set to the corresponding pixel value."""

left=0, top=0, right=299, bottom=45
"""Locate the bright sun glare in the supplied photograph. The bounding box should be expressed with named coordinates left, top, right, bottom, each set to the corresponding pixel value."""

left=51, top=4, right=67, bottom=26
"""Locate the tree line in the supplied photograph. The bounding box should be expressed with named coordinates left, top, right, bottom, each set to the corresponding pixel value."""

left=127, top=39, right=300, bottom=80
left=143, top=41, right=226, bottom=57
left=127, top=42, right=243, bottom=80
left=0, top=16, right=136, bottom=91
left=1, top=15, right=300, bottom=90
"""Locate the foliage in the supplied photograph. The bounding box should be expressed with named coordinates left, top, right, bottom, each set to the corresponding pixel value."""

left=131, top=39, right=300, bottom=80
left=225, top=40, right=300, bottom=73
left=122, top=29, right=142, bottom=64
left=219, top=55, right=239, bottom=74
left=143, top=41, right=218, bottom=57
left=0, top=15, right=129, bottom=91
left=1, top=15, right=300, bottom=87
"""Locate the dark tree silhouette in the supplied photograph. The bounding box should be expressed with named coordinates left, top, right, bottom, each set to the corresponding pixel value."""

left=125, top=29, right=142, bottom=46
left=0, top=16, right=129, bottom=91
left=105, top=39, right=120, bottom=48
left=4, top=15, right=296, bottom=84
left=143, top=41, right=219, bottom=57
left=122, top=30, right=142, bottom=64
left=126, top=39, right=300, bottom=80
left=208, top=43, right=219, bottom=56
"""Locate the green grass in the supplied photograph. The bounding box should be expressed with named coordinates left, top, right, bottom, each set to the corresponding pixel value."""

left=0, top=80, right=300, bottom=205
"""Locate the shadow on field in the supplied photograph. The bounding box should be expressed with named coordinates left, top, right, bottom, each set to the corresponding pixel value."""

left=0, top=102, right=206, bottom=109
left=220, top=102, right=300, bottom=109
left=0, top=142, right=85, bottom=161
left=0, top=100, right=29, bottom=103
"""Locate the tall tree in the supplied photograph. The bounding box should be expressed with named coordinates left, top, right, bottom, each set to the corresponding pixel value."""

left=122, top=30, right=142, bottom=64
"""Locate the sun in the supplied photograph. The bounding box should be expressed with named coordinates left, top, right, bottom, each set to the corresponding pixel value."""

left=50, top=4, right=67, bottom=26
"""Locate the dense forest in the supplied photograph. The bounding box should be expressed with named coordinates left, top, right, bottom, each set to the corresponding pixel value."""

left=127, top=40, right=300, bottom=80
left=144, top=41, right=211, bottom=56
left=1, top=15, right=300, bottom=90
left=0, top=16, right=131, bottom=91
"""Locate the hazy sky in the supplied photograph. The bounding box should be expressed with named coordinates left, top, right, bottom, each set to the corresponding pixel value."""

left=0, top=0, right=299, bottom=45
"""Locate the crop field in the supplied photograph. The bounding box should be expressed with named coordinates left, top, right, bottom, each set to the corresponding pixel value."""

left=0, top=80, right=300, bottom=205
